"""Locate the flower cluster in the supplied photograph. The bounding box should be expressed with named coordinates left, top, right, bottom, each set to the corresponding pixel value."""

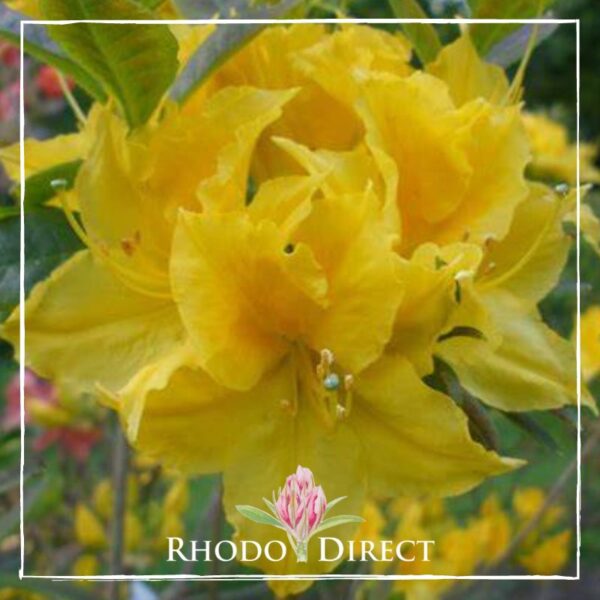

left=0, top=23, right=596, bottom=590
left=354, top=486, right=572, bottom=600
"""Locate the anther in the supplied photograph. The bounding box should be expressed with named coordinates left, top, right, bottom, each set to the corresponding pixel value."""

left=323, top=373, right=341, bottom=391
left=344, top=374, right=354, bottom=390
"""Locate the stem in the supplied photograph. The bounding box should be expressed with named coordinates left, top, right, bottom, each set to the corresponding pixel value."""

left=56, top=70, right=86, bottom=124
left=490, top=421, right=600, bottom=571
left=295, top=540, right=308, bottom=563
left=107, top=420, right=129, bottom=600
left=162, top=485, right=223, bottom=600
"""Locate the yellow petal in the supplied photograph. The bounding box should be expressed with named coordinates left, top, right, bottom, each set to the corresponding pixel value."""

left=294, top=189, right=404, bottom=373
left=170, top=210, right=327, bottom=390
left=1, top=250, right=184, bottom=396
left=351, top=354, right=521, bottom=498
left=0, top=133, right=86, bottom=182
left=426, top=32, right=509, bottom=106
left=390, top=242, right=483, bottom=375
left=196, top=86, right=298, bottom=213
left=247, top=174, right=321, bottom=238
left=438, top=291, right=582, bottom=412
left=477, top=183, right=571, bottom=306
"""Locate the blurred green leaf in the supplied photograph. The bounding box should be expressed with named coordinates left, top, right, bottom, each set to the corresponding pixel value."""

left=0, top=29, right=107, bottom=102
left=0, top=460, right=43, bottom=495
left=503, top=411, right=560, bottom=452
left=22, top=160, right=83, bottom=209
left=0, top=208, right=83, bottom=322
left=389, top=0, right=442, bottom=64
left=171, top=0, right=302, bottom=102
left=40, top=0, right=179, bottom=128
left=0, top=476, right=47, bottom=539
left=469, top=0, right=555, bottom=55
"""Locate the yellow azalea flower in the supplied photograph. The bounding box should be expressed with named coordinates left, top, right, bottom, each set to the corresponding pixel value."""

left=1, top=86, right=293, bottom=399
left=1, top=23, right=582, bottom=590
left=437, top=184, right=595, bottom=413
left=523, top=112, right=600, bottom=184
left=74, top=504, right=106, bottom=550
left=518, top=530, right=572, bottom=575
left=581, top=306, right=600, bottom=381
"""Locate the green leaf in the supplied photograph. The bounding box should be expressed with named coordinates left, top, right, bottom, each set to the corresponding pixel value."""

left=324, top=495, right=347, bottom=515
left=469, top=0, right=555, bottom=55
left=0, top=460, right=43, bottom=495
left=0, top=476, right=47, bottom=540
left=0, top=575, right=98, bottom=600
left=388, top=0, right=442, bottom=64
left=17, top=160, right=83, bottom=209
left=0, top=207, right=83, bottom=322
left=314, top=514, right=364, bottom=534
left=502, top=411, right=560, bottom=452
left=0, top=29, right=107, bottom=102
left=0, top=206, right=19, bottom=221
left=40, top=0, right=179, bottom=128
left=262, top=496, right=277, bottom=515
left=171, top=0, right=302, bottom=103
left=235, top=505, right=286, bottom=530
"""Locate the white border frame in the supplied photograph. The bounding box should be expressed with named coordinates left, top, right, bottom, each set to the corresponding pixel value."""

left=18, top=16, right=582, bottom=584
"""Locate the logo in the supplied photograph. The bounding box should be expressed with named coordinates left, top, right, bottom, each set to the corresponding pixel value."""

left=166, top=465, right=435, bottom=565
left=235, top=465, right=363, bottom=562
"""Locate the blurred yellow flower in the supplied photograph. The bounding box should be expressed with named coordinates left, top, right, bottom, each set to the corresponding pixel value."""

left=72, top=553, right=100, bottom=579
left=581, top=305, right=600, bottom=381
left=93, top=479, right=114, bottom=521
left=74, top=504, right=106, bottom=550
left=523, top=112, right=600, bottom=184
left=518, top=530, right=572, bottom=575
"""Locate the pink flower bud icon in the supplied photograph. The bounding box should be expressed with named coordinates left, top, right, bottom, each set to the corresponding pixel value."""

left=236, top=465, right=363, bottom=563
left=275, top=466, right=327, bottom=545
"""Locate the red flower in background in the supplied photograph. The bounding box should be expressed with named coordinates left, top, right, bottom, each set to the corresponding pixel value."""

left=3, top=369, right=102, bottom=461
left=36, top=65, right=74, bottom=99
left=0, top=42, right=18, bottom=68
